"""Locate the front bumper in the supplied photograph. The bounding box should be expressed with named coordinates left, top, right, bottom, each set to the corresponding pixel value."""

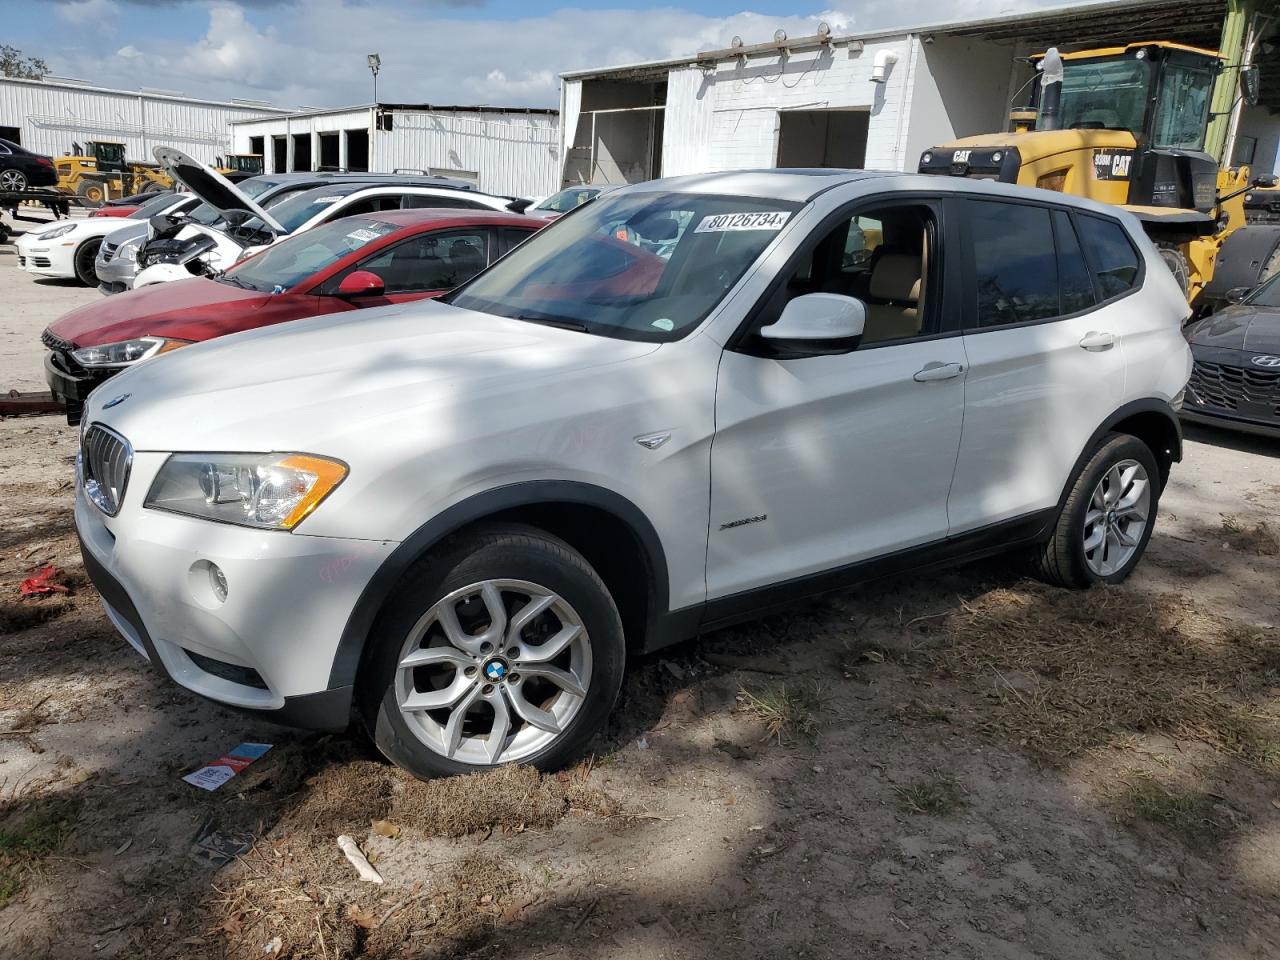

left=15, top=235, right=76, bottom=278
left=43, top=349, right=111, bottom=423
left=95, top=246, right=139, bottom=294
left=1183, top=346, right=1280, bottom=440
left=74, top=446, right=398, bottom=730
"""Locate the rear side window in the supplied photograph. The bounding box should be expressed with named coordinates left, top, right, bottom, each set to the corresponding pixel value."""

left=402, top=194, right=487, bottom=210
left=1074, top=214, right=1141, bottom=299
left=968, top=201, right=1059, bottom=327
left=1053, top=210, right=1097, bottom=314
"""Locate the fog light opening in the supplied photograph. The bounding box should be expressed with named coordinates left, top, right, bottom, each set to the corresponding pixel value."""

left=209, top=563, right=229, bottom=603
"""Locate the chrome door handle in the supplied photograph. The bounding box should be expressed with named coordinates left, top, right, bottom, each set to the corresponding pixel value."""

left=1079, top=331, right=1115, bottom=351
left=913, top=361, right=964, bottom=382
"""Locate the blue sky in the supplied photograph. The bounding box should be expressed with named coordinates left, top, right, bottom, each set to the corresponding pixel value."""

left=6, top=0, right=1058, bottom=108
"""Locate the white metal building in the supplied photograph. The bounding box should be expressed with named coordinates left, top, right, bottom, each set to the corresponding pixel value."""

left=0, top=76, right=288, bottom=165
left=558, top=0, right=1276, bottom=187
left=230, top=104, right=560, bottom=198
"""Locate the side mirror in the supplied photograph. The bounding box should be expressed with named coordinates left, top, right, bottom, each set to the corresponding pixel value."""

left=1252, top=174, right=1277, bottom=188
left=1225, top=286, right=1252, bottom=304
left=760, top=293, right=866, bottom=353
left=337, top=270, right=385, bottom=298
left=1242, top=65, right=1261, bottom=107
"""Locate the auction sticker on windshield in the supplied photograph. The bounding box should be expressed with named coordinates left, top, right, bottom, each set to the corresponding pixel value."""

left=695, top=211, right=791, bottom=233
left=346, top=226, right=391, bottom=244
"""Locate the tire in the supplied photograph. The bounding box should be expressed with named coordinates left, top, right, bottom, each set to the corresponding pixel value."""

left=1033, top=433, right=1161, bottom=588
left=1156, top=242, right=1190, bottom=298
left=73, top=239, right=102, bottom=286
left=359, top=524, right=626, bottom=779
left=76, top=180, right=106, bottom=207
left=0, top=168, right=28, bottom=192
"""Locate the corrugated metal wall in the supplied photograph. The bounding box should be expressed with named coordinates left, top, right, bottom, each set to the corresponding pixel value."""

left=0, top=78, right=285, bottom=165
left=380, top=110, right=560, bottom=198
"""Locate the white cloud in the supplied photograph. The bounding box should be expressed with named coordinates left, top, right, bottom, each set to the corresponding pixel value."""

left=47, top=0, right=1063, bottom=109
left=56, top=0, right=121, bottom=25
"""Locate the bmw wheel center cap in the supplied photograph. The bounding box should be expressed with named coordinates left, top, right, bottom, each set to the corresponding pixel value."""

left=483, top=658, right=509, bottom=682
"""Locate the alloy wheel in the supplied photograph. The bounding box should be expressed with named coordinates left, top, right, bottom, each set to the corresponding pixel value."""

left=0, top=169, right=27, bottom=191
left=394, top=579, right=592, bottom=766
left=1083, top=458, right=1150, bottom=576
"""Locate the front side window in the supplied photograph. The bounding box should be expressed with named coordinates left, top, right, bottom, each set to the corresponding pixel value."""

left=223, top=216, right=400, bottom=291
left=536, top=188, right=600, bottom=213
left=446, top=191, right=799, bottom=342
left=356, top=231, right=490, bottom=293
left=968, top=201, right=1060, bottom=327
left=1152, top=62, right=1214, bottom=150
left=1058, top=58, right=1151, bottom=134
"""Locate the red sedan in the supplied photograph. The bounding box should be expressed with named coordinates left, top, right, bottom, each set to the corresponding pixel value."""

left=42, top=209, right=542, bottom=423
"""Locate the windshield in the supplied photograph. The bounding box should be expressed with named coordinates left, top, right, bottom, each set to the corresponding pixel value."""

left=127, top=192, right=185, bottom=219
left=1152, top=61, right=1214, bottom=150
left=1244, top=272, right=1280, bottom=308
left=447, top=190, right=798, bottom=342
left=535, top=187, right=600, bottom=213
left=1058, top=58, right=1151, bottom=133
left=223, top=216, right=400, bottom=291
left=265, top=185, right=362, bottom=234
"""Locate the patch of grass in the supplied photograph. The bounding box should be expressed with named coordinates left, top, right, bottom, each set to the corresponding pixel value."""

left=1113, top=776, right=1213, bottom=833
left=894, top=779, right=965, bottom=816
left=935, top=582, right=1280, bottom=767
left=739, top=682, right=827, bottom=745
left=1219, top=515, right=1279, bottom=556
left=0, top=799, right=79, bottom=907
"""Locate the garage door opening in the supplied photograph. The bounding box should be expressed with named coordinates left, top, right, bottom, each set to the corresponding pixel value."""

left=776, top=109, right=869, bottom=169
left=291, top=133, right=311, bottom=172
left=272, top=136, right=287, bottom=174
left=0, top=125, right=21, bottom=145
left=318, top=132, right=340, bottom=171
left=345, top=129, right=369, bottom=172
left=564, top=77, right=666, bottom=187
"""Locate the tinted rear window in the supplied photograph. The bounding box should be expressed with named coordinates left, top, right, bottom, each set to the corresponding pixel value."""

left=1053, top=210, right=1097, bottom=314
left=1075, top=214, right=1141, bottom=299
left=969, top=201, right=1059, bottom=327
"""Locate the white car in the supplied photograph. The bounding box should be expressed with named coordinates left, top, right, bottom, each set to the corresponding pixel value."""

left=132, top=148, right=520, bottom=287
left=74, top=170, right=1191, bottom=779
left=15, top=192, right=194, bottom=285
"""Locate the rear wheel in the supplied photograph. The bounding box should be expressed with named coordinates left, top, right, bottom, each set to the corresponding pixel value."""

left=1032, top=433, right=1160, bottom=588
left=359, top=525, right=626, bottom=779
left=73, top=238, right=102, bottom=286
left=0, top=169, right=28, bottom=192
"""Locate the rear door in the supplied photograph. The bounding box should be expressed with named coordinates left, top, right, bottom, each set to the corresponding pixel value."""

left=946, top=197, right=1136, bottom=533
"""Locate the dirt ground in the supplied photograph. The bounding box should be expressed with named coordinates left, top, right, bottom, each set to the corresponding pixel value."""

left=1, top=206, right=101, bottom=395
left=2, top=250, right=1279, bottom=959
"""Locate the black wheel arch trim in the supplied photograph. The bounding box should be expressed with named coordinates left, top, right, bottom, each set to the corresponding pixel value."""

left=327, top=480, right=671, bottom=691
left=1060, top=397, right=1182, bottom=506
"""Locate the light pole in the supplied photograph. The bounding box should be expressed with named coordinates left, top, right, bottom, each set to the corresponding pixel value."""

left=367, top=53, right=381, bottom=103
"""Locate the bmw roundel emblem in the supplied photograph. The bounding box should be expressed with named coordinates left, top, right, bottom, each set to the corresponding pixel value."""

left=103, top=393, right=131, bottom=409
left=483, top=659, right=509, bottom=681
left=1251, top=355, right=1280, bottom=368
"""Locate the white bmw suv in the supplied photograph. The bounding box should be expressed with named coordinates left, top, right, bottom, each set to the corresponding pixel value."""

left=74, top=170, right=1191, bottom=778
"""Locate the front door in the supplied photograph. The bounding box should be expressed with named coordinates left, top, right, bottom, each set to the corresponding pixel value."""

left=707, top=198, right=966, bottom=600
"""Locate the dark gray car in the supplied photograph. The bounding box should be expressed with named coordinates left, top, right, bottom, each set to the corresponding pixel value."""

left=1182, top=276, right=1280, bottom=438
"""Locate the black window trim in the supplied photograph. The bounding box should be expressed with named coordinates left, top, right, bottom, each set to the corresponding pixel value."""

left=953, top=194, right=1146, bottom=335
left=726, top=191, right=960, bottom=356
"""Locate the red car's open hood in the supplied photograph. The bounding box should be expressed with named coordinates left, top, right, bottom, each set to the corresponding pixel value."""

left=47, top=278, right=270, bottom=347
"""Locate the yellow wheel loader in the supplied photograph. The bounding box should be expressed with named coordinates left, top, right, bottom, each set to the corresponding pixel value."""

left=918, top=41, right=1278, bottom=310
left=215, top=153, right=264, bottom=183
left=55, top=141, right=173, bottom=207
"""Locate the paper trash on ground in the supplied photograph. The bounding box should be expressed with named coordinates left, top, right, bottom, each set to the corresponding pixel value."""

left=182, top=742, right=273, bottom=791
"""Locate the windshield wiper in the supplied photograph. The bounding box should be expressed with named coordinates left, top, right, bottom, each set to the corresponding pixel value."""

left=513, top=315, right=590, bottom=333
left=219, top=274, right=257, bottom=291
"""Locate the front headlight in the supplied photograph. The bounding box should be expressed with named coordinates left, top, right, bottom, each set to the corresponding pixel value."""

left=71, top=337, right=190, bottom=368
left=144, top=453, right=348, bottom=530
left=117, top=242, right=139, bottom=263
left=37, top=224, right=77, bottom=240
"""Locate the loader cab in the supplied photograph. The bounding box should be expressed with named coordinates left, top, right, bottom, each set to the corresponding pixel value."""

left=1028, top=43, right=1221, bottom=212
left=86, top=141, right=128, bottom=174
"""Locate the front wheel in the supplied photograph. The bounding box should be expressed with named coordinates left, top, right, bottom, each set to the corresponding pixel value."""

left=1032, top=433, right=1160, bottom=588
left=73, top=238, right=102, bottom=286
left=360, top=525, right=626, bottom=779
